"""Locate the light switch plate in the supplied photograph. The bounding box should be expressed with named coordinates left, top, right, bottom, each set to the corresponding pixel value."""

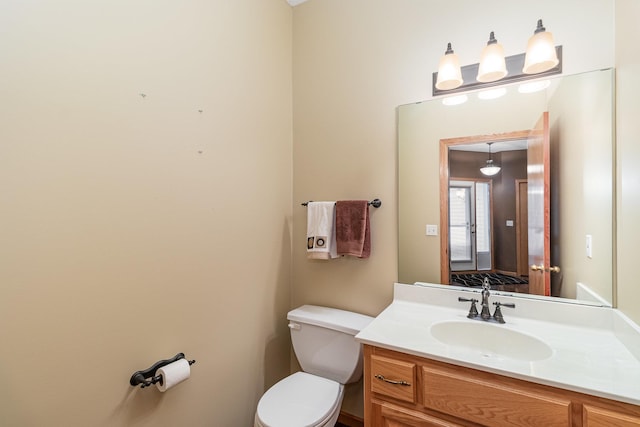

left=586, top=234, right=593, bottom=258
left=426, top=224, right=438, bottom=236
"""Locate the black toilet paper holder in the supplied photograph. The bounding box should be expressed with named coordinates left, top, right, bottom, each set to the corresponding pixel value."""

left=129, top=352, right=196, bottom=389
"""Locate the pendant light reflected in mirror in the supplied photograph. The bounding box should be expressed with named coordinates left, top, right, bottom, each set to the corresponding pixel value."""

left=480, top=142, right=501, bottom=176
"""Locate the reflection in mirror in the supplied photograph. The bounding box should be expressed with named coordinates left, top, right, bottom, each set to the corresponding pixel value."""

left=398, top=69, right=614, bottom=306
left=448, top=178, right=493, bottom=273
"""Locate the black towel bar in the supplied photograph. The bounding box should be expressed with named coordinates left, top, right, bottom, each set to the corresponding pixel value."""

left=301, top=198, right=381, bottom=208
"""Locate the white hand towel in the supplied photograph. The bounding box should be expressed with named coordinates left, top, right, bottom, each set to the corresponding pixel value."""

left=306, top=201, right=338, bottom=259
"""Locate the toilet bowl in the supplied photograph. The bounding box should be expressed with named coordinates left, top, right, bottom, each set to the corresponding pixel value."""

left=254, top=372, right=343, bottom=427
left=254, top=305, right=373, bottom=427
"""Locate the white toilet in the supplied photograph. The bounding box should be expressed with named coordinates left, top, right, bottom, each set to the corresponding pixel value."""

left=254, top=305, right=374, bottom=427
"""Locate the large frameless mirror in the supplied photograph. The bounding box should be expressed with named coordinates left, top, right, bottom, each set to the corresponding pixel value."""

left=398, top=68, right=615, bottom=306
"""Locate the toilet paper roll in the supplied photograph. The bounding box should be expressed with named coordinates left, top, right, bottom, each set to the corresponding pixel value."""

left=156, top=358, right=190, bottom=392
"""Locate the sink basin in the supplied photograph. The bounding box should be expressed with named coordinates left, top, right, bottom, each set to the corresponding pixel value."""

left=430, top=320, right=553, bottom=362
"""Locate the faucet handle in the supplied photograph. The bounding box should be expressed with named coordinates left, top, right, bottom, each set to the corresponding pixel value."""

left=458, top=297, right=479, bottom=319
left=492, top=301, right=515, bottom=324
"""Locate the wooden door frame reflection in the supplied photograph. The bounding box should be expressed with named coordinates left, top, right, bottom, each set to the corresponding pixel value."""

left=439, top=130, right=531, bottom=284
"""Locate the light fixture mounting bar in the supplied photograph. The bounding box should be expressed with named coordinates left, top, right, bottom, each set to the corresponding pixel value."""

left=432, top=46, right=562, bottom=96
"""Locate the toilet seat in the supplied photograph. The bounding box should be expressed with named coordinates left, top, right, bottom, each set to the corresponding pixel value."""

left=255, top=372, right=343, bottom=427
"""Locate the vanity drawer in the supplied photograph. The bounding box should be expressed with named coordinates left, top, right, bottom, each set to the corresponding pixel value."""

left=422, top=364, right=572, bottom=427
left=370, top=354, right=416, bottom=403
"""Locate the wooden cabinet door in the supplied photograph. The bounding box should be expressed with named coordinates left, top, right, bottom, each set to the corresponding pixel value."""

left=365, top=346, right=640, bottom=427
left=422, top=364, right=572, bottom=427
left=373, top=401, right=466, bottom=427
left=583, top=405, right=640, bottom=427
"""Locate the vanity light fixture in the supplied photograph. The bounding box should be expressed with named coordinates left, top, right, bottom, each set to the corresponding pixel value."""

left=523, top=20, right=559, bottom=74
left=435, top=43, right=464, bottom=91
left=432, top=19, right=561, bottom=97
left=480, top=143, right=501, bottom=176
left=477, top=32, right=507, bottom=83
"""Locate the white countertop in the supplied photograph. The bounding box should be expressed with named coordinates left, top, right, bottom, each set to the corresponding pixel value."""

left=355, top=283, right=640, bottom=405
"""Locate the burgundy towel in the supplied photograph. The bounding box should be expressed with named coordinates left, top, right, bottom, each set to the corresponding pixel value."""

left=335, top=200, right=371, bottom=258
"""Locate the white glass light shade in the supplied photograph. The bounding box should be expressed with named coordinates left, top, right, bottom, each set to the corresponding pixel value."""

left=523, top=20, right=559, bottom=74
left=477, top=33, right=507, bottom=83
left=480, top=160, right=501, bottom=176
left=435, top=44, right=463, bottom=90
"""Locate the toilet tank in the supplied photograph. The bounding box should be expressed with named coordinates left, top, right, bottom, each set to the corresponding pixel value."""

left=287, top=305, right=374, bottom=384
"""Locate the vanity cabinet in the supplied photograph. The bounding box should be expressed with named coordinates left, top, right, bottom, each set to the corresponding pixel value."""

left=364, top=345, right=640, bottom=427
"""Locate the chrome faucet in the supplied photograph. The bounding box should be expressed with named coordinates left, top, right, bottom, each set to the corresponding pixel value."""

left=458, top=277, right=515, bottom=323
left=480, top=277, right=492, bottom=320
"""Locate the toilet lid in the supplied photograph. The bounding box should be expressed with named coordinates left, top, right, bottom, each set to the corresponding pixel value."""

left=256, top=372, right=342, bottom=427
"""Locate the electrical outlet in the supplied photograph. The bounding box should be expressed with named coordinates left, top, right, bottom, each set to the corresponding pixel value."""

left=426, top=225, right=438, bottom=236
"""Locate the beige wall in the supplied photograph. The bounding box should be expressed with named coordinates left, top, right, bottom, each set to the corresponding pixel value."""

left=0, top=1, right=292, bottom=426
left=549, top=71, right=614, bottom=302
left=616, top=0, right=640, bottom=323
left=3, top=0, right=639, bottom=425
left=293, top=0, right=615, bottom=312
left=292, top=0, right=619, bottom=417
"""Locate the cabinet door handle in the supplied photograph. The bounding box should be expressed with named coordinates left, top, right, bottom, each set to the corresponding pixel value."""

left=374, top=374, right=411, bottom=386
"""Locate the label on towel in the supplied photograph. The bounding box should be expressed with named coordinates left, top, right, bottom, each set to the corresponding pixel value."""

left=307, top=236, right=327, bottom=249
